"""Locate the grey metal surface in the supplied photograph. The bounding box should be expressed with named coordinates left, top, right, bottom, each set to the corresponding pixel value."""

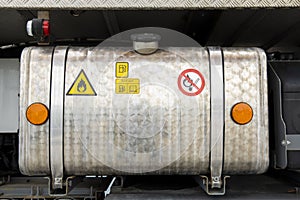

left=287, top=135, right=300, bottom=151
left=207, top=47, right=224, bottom=189
left=50, top=46, right=68, bottom=189
left=0, top=0, right=300, bottom=9
left=19, top=47, right=53, bottom=175
left=19, top=46, right=268, bottom=176
left=222, top=48, right=269, bottom=174
left=0, top=59, right=19, bottom=133
left=268, top=64, right=288, bottom=169
left=63, top=47, right=211, bottom=174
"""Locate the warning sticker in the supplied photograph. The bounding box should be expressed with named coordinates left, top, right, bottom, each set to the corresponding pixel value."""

left=177, top=68, right=205, bottom=96
left=67, top=69, right=97, bottom=96
left=115, top=78, right=140, bottom=94
left=116, top=62, right=129, bottom=78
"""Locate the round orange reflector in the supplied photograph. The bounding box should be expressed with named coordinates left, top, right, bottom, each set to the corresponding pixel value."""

left=231, top=102, right=253, bottom=125
left=26, top=103, right=49, bottom=125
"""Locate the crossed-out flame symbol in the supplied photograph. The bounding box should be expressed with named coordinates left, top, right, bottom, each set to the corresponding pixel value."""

left=77, top=79, right=87, bottom=92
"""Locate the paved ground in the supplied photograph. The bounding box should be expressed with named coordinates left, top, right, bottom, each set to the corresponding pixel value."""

left=107, top=174, right=300, bottom=200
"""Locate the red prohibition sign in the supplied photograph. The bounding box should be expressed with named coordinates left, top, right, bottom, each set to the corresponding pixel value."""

left=177, top=68, right=205, bottom=96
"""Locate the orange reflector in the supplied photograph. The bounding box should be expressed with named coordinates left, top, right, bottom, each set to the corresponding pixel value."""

left=231, top=102, right=253, bottom=125
left=26, top=103, right=49, bottom=125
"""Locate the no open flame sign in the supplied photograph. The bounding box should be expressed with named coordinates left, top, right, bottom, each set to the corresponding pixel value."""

left=177, top=68, right=205, bottom=96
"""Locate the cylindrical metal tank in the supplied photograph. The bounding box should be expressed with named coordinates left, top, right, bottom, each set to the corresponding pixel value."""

left=19, top=46, right=269, bottom=179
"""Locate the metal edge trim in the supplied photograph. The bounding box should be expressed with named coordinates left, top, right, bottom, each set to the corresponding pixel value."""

left=0, top=0, right=300, bottom=9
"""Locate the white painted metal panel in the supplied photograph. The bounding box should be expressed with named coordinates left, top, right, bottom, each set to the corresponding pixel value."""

left=0, top=59, right=19, bottom=133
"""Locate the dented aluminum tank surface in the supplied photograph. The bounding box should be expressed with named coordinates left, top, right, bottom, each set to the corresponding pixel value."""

left=19, top=46, right=269, bottom=179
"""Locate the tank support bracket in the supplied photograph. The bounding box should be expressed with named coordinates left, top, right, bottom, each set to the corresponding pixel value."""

left=197, top=175, right=230, bottom=195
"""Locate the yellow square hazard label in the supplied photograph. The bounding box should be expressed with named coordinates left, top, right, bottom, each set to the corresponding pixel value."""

left=116, top=62, right=129, bottom=78
left=115, top=78, right=140, bottom=94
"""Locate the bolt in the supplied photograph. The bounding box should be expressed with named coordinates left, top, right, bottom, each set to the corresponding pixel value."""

left=212, top=177, right=220, bottom=182
left=281, top=140, right=291, bottom=146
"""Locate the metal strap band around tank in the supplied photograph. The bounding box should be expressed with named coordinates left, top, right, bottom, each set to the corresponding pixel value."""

left=208, top=47, right=224, bottom=190
left=50, top=46, right=68, bottom=189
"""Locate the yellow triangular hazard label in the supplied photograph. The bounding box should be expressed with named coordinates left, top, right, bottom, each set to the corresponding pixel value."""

left=67, top=70, right=97, bottom=96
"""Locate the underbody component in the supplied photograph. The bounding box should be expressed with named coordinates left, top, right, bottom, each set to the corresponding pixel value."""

left=269, top=61, right=300, bottom=169
left=19, top=45, right=268, bottom=195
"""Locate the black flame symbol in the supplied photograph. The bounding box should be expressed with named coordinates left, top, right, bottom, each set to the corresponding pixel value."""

left=77, top=79, right=86, bottom=92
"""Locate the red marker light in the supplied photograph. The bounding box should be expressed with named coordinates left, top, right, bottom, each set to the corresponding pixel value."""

left=26, top=19, right=50, bottom=37
left=42, top=20, right=50, bottom=36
